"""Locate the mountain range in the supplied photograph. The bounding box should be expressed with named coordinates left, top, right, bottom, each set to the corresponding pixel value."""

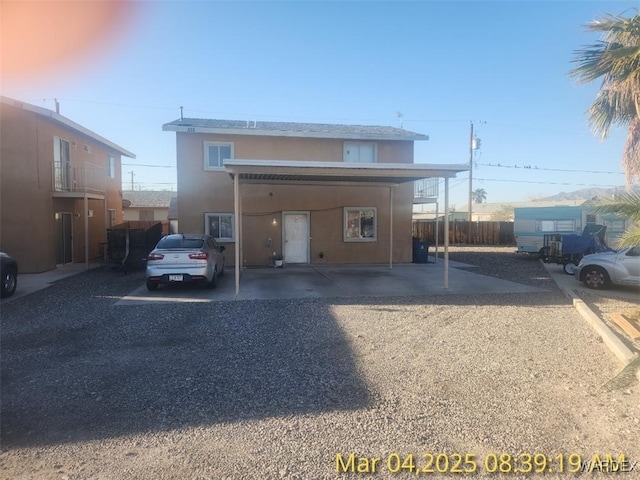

left=539, top=185, right=639, bottom=202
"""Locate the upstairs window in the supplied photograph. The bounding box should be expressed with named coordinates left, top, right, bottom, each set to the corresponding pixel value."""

left=108, top=155, right=115, bottom=178
left=204, top=142, right=233, bottom=170
left=344, top=142, right=376, bottom=163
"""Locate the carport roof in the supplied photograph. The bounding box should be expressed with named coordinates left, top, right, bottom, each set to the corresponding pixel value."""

left=223, top=159, right=469, bottom=184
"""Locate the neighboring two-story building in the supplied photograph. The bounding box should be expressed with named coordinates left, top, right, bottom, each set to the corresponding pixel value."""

left=0, top=96, right=135, bottom=273
left=163, top=118, right=467, bottom=273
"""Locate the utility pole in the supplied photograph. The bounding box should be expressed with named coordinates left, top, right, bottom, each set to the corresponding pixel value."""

left=128, top=171, right=135, bottom=191
left=467, top=121, right=474, bottom=224
left=467, top=122, right=482, bottom=243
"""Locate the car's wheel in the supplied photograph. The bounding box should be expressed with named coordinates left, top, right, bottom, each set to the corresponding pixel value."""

left=1, top=269, right=17, bottom=298
left=207, top=268, right=218, bottom=289
left=146, top=280, right=158, bottom=291
left=563, top=262, right=577, bottom=275
left=582, top=266, right=610, bottom=289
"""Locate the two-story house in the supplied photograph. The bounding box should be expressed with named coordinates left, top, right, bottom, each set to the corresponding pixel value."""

left=163, top=118, right=467, bottom=282
left=0, top=96, right=135, bottom=273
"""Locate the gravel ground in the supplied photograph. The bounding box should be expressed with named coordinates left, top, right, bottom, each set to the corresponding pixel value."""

left=574, top=287, right=640, bottom=353
left=1, top=248, right=639, bottom=479
left=441, top=246, right=640, bottom=352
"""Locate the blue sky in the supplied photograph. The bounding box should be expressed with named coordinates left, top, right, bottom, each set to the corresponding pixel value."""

left=2, top=0, right=637, bottom=208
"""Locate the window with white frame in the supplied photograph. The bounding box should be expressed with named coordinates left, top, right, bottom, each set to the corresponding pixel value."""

left=205, top=213, right=235, bottom=241
left=604, top=218, right=626, bottom=231
left=537, top=219, right=577, bottom=232
left=344, top=207, right=377, bottom=242
left=107, top=155, right=115, bottom=178
left=204, top=142, right=233, bottom=170
left=343, top=142, right=376, bottom=163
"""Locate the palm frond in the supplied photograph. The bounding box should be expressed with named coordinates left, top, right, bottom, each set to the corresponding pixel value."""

left=588, top=190, right=640, bottom=221
left=609, top=223, right=640, bottom=249
left=588, top=89, right=636, bottom=138
left=570, top=10, right=640, bottom=183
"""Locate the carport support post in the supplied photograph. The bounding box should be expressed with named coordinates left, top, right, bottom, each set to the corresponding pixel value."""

left=238, top=180, right=243, bottom=271
left=234, top=173, right=240, bottom=296
left=434, top=199, right=439, bottom=264
left=389, top=186, right=393, bottom=270
left=84, top=194, right=89, bottom=271
left=444, top=177, right=449, bottom=289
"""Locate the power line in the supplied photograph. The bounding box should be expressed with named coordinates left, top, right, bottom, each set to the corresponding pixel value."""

left=475, top=177, right=620, bottom=187
left=52, top=98, right=175, bottom=112
left=476, top=162, right=624, bottom=175
left=122, top=163, right=175, bottom=168
left=28, top=98, right=609, bottom=139
left=124, top=181, right=176, bottom=186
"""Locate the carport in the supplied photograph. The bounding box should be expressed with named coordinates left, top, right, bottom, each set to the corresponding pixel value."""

left=224, top=159, right=469, bottom=295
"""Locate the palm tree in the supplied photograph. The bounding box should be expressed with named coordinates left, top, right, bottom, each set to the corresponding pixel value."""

left=472, top=188, right=487, bottom=204
left=569, top=11, right=640, bottom=185
left=589, top=191, right=640, bottom=247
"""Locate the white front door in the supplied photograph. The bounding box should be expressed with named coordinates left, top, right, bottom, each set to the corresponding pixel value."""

left=283, top=213, right=309, bottom=264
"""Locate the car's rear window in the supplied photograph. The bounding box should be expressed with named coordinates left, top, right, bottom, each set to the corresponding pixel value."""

left=156, top=237, right=204, bottom=249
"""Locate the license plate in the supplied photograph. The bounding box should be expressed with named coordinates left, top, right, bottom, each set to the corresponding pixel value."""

left=168, top=275, right=183, bottom=282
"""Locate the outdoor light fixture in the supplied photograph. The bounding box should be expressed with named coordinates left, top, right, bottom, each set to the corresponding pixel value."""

left=272, top=218, right=277, bottom=225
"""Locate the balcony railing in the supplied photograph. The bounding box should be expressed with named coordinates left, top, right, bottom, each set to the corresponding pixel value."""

left=414, top=178, right=439, bottom=203
left=52, top=162, right=106, bottom=195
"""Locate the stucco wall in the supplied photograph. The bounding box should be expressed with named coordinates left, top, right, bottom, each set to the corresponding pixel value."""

left=0, top=102, right=125, bottom=272
left=123, top=208, right=169, bottom=222
left=175, top=132, right=416, bottom=266
left=1, top=104, right=55, bottom=271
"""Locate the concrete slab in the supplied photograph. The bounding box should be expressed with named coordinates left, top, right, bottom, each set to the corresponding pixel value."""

left=542, top=262, right=638, bottom=365
left=544, top=261, right=640, bottom=304
left=1, top=263, right=101, bottom=304
left=115, top=261, right=546, bottom=305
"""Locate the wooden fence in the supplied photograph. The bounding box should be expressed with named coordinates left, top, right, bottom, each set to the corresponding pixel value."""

left=412, top=220, right=515, bottom=246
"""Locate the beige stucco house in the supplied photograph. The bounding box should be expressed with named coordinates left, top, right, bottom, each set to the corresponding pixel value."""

left=163, top=118, right=468, bottom=286
left=0, top=96, right=135, bottom=273
left=122, top=190, right=175, bottom=222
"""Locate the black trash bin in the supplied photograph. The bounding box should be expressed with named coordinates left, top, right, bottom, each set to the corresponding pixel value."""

left=412, top=237, right=429, bottom=264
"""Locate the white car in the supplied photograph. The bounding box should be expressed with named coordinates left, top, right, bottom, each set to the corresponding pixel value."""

left=145, top=234, right=225, bottom=291
left=574, top=246, right=640, bottom=289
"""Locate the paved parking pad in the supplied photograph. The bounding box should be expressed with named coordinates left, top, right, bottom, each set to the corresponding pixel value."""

left=116, top=259, right=546, bottom=305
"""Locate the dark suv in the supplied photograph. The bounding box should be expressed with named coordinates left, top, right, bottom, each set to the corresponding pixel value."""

left=1, top=252, right=18, bottom=298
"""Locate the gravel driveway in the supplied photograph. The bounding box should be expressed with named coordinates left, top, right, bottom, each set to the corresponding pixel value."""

left=1, top=248, right=639, bottom=479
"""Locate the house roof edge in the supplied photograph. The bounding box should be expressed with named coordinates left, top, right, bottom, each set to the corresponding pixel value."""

left=1, top=95, right=136, bottom=158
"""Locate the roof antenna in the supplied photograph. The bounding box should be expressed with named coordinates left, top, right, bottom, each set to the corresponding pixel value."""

left=396, top=111, right=403, bottom=129
left=180, top=106, right=183, bottom=121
